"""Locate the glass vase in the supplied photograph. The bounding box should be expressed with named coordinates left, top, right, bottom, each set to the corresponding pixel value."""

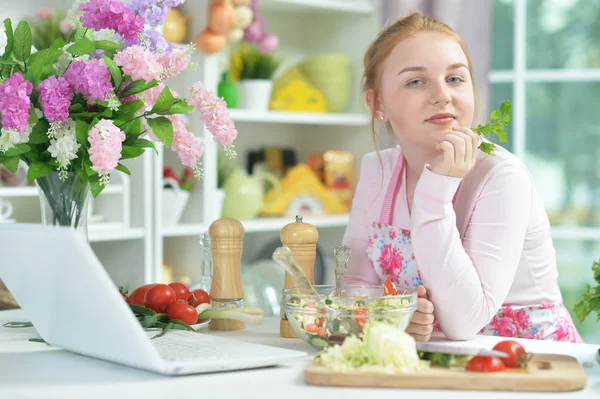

left=36, top=171, right=91, bottom=241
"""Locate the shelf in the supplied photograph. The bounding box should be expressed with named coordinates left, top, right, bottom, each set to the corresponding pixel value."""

left=161, top=214, right=349, bottom=237
left=88, top=225, right=146, bottom=242
left=260, top=0, right=375, bottom=14
left=0, top=184, right=124, bottom=198
left=228, top=109, right=370, bottom=126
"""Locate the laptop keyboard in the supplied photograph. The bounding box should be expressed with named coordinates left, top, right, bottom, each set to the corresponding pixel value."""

left=151, top=333, right=248, bottom=363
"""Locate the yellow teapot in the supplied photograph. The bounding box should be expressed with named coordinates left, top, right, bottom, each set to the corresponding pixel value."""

left=221, top=168, right=282, bottom=220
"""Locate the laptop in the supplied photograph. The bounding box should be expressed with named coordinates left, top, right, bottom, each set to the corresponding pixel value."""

left=0, top=223, right=307, bottom=375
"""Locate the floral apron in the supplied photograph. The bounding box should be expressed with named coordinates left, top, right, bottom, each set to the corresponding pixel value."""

left=365, top=152, right=583, bottom=343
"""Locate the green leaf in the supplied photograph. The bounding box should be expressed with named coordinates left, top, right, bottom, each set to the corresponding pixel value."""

left=50, top=38, right=65, bottom=50
left=69, top=104, right=85, bottom=113
left=478, top=141, right=496, bottom=155
left=115, top=163, right=131, bottom=175
left=129, top=138, right=158, bottom=154
left=121, top=79, right=159, bottom=98
left=114, top=100, right=144, bottom=122
left=593, top=259, right=600, bottom=284
left=89, top=175, right=104, bottom=198
left=140, top=314, right=159, bottom=328
left=125, top=119, right=141, bottom=136
left=13, top=20, right=32, bottom=63
left=500, top=100, right=511, bottom=116
left=120, top=145, right=145, bottom=159
left=75, top=120, right=91, bottom=147
left=2, top=144, right=30, bottom=156
left=83, top=156, right=94, bottom=177
left=2, top=19, right=14, bottom=60
left=74, top=26, right=93, bottom=42
left=25, top=48, right=63, bottom=84
left=102, top=54, right=122, bottom=90
left=146, top=117, right=173, bottom=147
left=129, top=304, right=156, bottom=316
left=26, top=161, right=53, bottom=180
left=489, top=110, right=501, bottom=121
left=93, top=40, right=123, bottom=51
left=0, top=59, right=16, bottom=65
left=160, top=100, right=195, bottom=115
left=0, top=156, right=20, bottom=173
left=66, top=37, right=95, bottom=56
left=150, top=86, right=177, bottom=114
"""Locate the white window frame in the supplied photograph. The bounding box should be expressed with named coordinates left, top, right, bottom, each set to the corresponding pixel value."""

left=489, top=0, right=600, bottom=239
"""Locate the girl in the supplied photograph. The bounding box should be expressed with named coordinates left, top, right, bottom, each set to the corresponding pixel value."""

left=342, top=12, right=583, bottom=343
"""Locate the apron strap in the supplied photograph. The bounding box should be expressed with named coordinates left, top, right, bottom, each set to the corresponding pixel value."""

left=378, top=151, right=404, bottom=224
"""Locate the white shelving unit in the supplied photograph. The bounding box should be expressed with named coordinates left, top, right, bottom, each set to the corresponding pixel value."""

left=152, top=0, right=381, bottom=285
left=2, top=0, right=380, bottom=290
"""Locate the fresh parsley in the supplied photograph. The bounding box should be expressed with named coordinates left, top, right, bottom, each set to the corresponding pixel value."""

left=574, top=259, right=600, bottom=323
left=472, top=100, right=512, bottom=155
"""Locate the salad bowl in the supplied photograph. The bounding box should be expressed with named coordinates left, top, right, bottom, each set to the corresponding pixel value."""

left=282, top=284, right=417, bottom=350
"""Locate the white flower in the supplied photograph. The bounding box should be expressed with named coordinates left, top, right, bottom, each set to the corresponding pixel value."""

left=0, top=24, right=6, bottom=56
left=0, top=124, right=33, bottom=152
left=48, top=135, right=80, bottom=169
left=54, top=51, right=90, bottom=75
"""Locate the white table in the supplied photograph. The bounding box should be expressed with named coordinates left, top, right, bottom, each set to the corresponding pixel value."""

left=0, top=309, right=598, bottom=399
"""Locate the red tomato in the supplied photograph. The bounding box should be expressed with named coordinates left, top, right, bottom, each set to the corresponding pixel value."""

left=187, top=289, right=211, bottom=307
left=493, top=340, right=530, bottom=368
left=383, top=278, right=398, bottom=296
left=145, top=284, right=176, bottom=313
left=127, top=284, right=156, bottom=307
left=167, top=302, right=198, bottom=325
left=168, top=282, right=191, bottom=301
left=353, top=307, right=368, bottom=326
left=466, top=356, right=506, bottom=373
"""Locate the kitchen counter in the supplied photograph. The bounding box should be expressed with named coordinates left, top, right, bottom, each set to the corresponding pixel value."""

left=0, top=309, right=598, bottom=399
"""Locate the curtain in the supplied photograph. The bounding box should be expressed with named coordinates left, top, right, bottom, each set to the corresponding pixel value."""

left=377, top=0, right=493, bottom=149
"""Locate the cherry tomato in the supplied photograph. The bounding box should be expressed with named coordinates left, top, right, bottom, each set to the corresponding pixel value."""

left=127, top=284, right=156, bottom=307
left=167, top=302, right=198, bottom=325
left=187, top=289, right=211, bottom=307
left=168, top=282, right=191, bottom=301
left=466, top=356, right=506, bottom=373
left=145, top=284, right=176, bottom=313
left=493, top=340, right=530, bottom=368
left=353, top=307, right=368, bottom=326
left=383, top=278, right=398, bottom=296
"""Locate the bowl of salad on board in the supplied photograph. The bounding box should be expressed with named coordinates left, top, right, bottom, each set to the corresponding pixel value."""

left=282, top=279, right=417, bottom=350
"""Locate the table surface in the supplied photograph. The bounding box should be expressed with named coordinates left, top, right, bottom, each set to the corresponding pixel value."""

left=0, top=309, right=598, bottom=399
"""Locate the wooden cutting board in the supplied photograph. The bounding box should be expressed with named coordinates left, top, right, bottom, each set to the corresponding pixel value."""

left=304, top=354, right=587, bottom=392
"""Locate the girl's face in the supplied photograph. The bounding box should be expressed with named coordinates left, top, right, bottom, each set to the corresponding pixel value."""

left=372, top=32, right=475, bottom=150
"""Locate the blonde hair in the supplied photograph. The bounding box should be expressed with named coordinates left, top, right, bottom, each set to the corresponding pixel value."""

left=362, top=12, right=479, bottom=152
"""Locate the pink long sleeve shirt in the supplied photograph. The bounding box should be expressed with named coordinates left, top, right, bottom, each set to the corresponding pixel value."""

left=342, top=145, right=564, bottom=340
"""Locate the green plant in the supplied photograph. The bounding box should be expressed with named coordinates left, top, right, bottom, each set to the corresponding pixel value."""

left=573, top=259, right=600, bottom=323
left=231, top=42, right=282, bottom=80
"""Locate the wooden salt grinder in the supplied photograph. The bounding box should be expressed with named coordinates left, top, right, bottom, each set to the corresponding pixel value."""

left=208, top=218, right=245, bottom=331
left=280, top=215, right=318, bottom=338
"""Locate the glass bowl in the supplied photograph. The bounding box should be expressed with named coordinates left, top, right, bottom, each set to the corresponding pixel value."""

left=282, top=284, right=417, bottom=350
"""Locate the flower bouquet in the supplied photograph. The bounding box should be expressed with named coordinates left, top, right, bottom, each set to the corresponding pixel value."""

left=0, top=0, right=238, bottom=234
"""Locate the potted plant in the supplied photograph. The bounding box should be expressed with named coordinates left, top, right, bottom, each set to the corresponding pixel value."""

left=229, top=42, right=281, bottom=111
left=162, top=165, right=196, bottom=226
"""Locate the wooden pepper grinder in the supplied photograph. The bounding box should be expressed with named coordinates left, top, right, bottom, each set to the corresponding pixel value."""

left=280, top=215, right=318, bottom=338
left=208, top=218, right=245, bottom=331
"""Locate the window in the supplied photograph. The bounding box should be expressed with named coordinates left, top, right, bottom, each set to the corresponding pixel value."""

left=491, top=0, right=600, bottom=342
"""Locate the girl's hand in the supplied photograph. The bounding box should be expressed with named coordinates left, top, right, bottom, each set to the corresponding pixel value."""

left=406, top=285, right=434, bottom=342
left=428, top=127, right=480, bottom=178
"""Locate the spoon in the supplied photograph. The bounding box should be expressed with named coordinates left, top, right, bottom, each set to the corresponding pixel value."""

left=333, top=244, right=350, bottom=297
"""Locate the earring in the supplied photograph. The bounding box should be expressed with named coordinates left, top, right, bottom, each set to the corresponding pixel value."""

left=380, top=115, right=384, bottom=121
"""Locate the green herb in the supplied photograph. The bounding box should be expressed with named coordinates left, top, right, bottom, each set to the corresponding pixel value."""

left=472, top=100, right=512, bottom=155
left=231, top=42, right=282, bottom=80
left=418, top=351, right=471, bottom=368
left=573, top=259, right=600, bottom=323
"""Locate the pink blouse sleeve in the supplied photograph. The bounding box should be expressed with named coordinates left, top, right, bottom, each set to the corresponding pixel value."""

left=410, top=164, right=533, bottom=340
left=342, top=155, right=381, bottom=286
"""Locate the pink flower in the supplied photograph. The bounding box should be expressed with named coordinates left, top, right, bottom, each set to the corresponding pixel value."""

left=388, top=229, right=396, bottom=240
left=159, top=48, right=191, bottom=81
left=37, top=76, right=73, bottom=124
left=88, top=119, right=126, bottom=184
left=377, top=244, right=403, bottom=280
left=79, top=0, right=145, bottom=42
left=63, top=59, right=113, bottom=103
left=489, top=306, right=531, bottom=337
left=168, top=115, right=204, bottom=173
left=113, top=45, right=163, bottom=84
left=60, top=20, right=73, bottom=35
left=187, top=82, right=238, bottom=150
left=36, top=8, right=56, bottom=21
left=0, top=72, right=33, bottom=134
